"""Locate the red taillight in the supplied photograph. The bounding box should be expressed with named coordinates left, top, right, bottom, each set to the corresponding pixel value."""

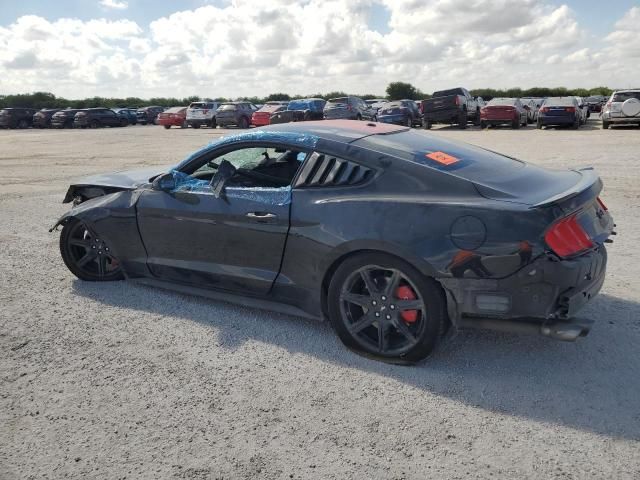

left=455, top=96, right=460, bottom=106
left=203, top=109, right=208, bottom=114
left=541, top=107, right=549, bottom=113
left=565, top=107, right=575, bottom=113
left=347, top=105, right=352, bottom=111
left=605, top=102, right=611, bottom=108
left=597, top=197, right=608, bottom=211
left=545, top=214, right=593, bottom=258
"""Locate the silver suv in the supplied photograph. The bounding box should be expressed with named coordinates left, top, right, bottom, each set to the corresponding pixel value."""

left=602, top=90, right=640, bottom=129
left=186, top=101, right=220, bottom=129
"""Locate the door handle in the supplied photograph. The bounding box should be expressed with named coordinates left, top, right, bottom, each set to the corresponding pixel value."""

left=246, top=212, right=277, bottom=219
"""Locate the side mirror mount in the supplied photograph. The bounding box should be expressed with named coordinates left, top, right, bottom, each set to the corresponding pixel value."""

left=152, top=172, right=176, bottom=192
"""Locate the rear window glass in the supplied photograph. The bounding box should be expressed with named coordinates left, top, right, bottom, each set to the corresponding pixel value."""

left=612, top=92, right=640, bottom=102
left=354, top=130, right=525, bottom=179
left=543, top=97, right=575, bottom=106
left=189, top=102, right=211, bottom=109
left=165, top=107, right=185, bottom=113
left=487, top=98, right=516, bottom=106
left=327, top=97, right=349, bottom=105
left=433, top=88, right=464, bottom=97
left=218, top=104, right=237, bottom=111
left=257, top=104, right=284, bottom=113
left=288, top=100, right=310, bottom=110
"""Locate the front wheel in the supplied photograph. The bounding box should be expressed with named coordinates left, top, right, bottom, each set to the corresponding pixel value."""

left=458, top=111, right=467, bottom=129
left=238, top=117, right=249, bottom=129
left=59, top=219, right=124, bottom=282
left=328, top=252, right=447, bottom=364
left=164, top=125, right=171, bottom=129
left=480, top=120, right=487, bottom=129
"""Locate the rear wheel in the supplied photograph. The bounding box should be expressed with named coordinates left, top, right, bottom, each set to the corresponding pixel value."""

left=480, top=120, right=487, bottom=129
left=572, top=117, right=580, bottom=129
left=238, top=116, right=249, bottom=129
left=602, top=121, right=610, bottom=129
left=513, top=118, right=520, bottom=129
left=536, top=119, right=543, bottom=129
left=90, top=120, right=100, bottom=129
left=458, top=110, right=467, bottom=129
left=473, top=109, right=481, bottom=126
left=406, top=116, right=412, bottom=128
left=328, top=252, right=446, bottom=364
left=18, top=119, right=29, bottom=129
left=210, top=117, right=217, bottom=128
left=59, top=219, right=124, bottom=282
left=164, top=125, right=171, bottom=129
left=423, top=119, right=432, bottom=130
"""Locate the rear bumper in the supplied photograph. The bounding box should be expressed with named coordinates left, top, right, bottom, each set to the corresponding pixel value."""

left=603, top=115, right=640, bottom=124
left=324, top=112, right=357, bottom=120
left=378, top=114, right=407, bottom=125
left=186, top=118, right=212, bottom=126
left=158, top=118, right=184, bottom=126
left=424, top=109, right=461, bottom=123
left=539, top=115, right=575, bottom=125
left=481, top=117, right=517, bottom=125
left=252, top=116, right=270, bottom=126
left=440, top=246, right=608, bottom=339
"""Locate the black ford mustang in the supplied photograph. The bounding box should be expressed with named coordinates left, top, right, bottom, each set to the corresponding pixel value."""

left=52, top=120, right=615, bottom=363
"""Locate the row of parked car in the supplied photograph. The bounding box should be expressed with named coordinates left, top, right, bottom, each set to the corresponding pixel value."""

left=1, top=90, right=638, bottom=131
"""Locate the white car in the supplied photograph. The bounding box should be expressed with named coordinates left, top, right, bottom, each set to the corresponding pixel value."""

left=601, top=90, right=640, bottom=129
left=573, top=97, right=589, bottom=125
left=186, top=101, right=220, bottom=129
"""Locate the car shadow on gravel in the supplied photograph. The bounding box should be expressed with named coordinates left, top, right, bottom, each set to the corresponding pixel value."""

left=72, top=281, right=640, bottom=441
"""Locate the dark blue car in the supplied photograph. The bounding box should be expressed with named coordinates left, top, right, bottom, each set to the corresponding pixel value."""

left=377, top=100, right=422, bottom=127
left=536, top=97, right=581, bottom=129
left=113, top=108, right=137, bottom=125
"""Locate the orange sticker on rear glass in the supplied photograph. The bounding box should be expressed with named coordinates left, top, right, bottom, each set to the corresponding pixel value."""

left=426, top=151, right=459, bottom=165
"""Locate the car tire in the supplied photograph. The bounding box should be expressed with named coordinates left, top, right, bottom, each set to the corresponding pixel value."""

left=239, top=117, right=249, bottom=129
left=406, top=117, right=412, bottom=128
left=18, top=119, right=29, bottom=129
left=513, top=118, right=520, bottom=129
left=164, top=125, right=171, bottom=129
left=327, top=252, right=447, bottom=364
left=89, top=120, right=100, bottom=129
left=473, top=109, right=481, bottom=126
left=210, top=117, right=217, bottom=128
left=458, top=110, right=467, bottom=129
left=120, top=119, right=128, bottom=127
left=572, top=117, right=580, bottom=129
left=423, top=119, right=432, bottom=130
left=480, top=120, right=487, bottom=129
left=59, top=218, right=124, bottom=282
left=536, top=120, right=543, bottom=129
left=602, top=121, right=609, bottom=129
left=192, top=123, right=200, bottom=129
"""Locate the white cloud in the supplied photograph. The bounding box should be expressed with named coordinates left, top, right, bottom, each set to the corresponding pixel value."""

left=99, top=0, right=128, bottom=10
left=0, top=2, right=638, bottom=99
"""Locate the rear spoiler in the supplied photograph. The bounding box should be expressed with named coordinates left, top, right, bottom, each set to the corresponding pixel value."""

left=532, top=167, right=602, bottom=208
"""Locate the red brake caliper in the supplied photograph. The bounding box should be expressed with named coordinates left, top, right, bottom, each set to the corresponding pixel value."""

left=395, top=285, right=418, bottom=323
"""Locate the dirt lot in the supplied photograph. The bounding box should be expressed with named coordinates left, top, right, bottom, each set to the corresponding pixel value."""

left=1, top=120, right=639, bottom=479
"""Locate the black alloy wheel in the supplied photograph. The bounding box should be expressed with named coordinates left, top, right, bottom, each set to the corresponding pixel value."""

left=328, top=253, right=446, bottom=363
left=59, top=219, right=124, bottom=281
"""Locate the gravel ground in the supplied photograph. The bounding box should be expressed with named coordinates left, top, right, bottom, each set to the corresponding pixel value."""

left=1, top=120, right=639, bottom=479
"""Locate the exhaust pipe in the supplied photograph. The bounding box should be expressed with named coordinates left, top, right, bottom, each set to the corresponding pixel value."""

left=458, top=317, right=593, bottom=342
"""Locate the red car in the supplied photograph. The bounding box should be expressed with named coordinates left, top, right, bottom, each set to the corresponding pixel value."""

left=157, top=107, right=187, bottom=129
left=480, top=98, right=528, bottom=129
left=251, top=102, right=287, bottom=127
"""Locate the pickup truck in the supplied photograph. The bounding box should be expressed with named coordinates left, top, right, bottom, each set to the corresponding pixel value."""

left=421, top=87, right=481, bottom=129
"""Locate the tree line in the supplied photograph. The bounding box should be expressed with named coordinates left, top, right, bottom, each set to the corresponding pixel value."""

left=0, top=83, right=615, bottom=109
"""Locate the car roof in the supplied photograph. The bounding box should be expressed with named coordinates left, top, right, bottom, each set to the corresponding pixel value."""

left=259, top=119, right=408, bottom=143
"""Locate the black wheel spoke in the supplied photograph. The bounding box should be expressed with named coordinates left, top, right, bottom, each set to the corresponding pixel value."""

left=76, top=251, right=97, bottom=267
left=396, top=299, right=424, bottom=311
left=349, top=312, right=376, bottom=334
left=394, top=317, right=417, bottom=343
left=359, top=268, right=379, bottom=295
left=97, top=256, right=107, bottom=276
left=341, top=292, right=371, bottom=308
left=377, top=323, right=387, bottom=352
left=69, top=239, right=92, bottom=248
left=384, top=270, right=401, bottom=296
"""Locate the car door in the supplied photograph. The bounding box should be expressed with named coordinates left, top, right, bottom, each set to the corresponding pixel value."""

left=136, top=143, right=306, bottom=294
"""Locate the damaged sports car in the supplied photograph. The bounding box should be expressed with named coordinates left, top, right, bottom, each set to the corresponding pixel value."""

left=52, top=120, right=615, bottom=363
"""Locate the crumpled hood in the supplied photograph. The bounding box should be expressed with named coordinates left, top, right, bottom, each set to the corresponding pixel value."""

left=71, top=166, right=169, bottom=189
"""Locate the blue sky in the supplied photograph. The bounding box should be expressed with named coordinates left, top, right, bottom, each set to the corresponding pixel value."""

left=0, top=1, right=638, bottom=98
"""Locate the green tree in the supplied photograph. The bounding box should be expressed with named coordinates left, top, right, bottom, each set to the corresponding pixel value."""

left=386, top=82, right=422, bottom=100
